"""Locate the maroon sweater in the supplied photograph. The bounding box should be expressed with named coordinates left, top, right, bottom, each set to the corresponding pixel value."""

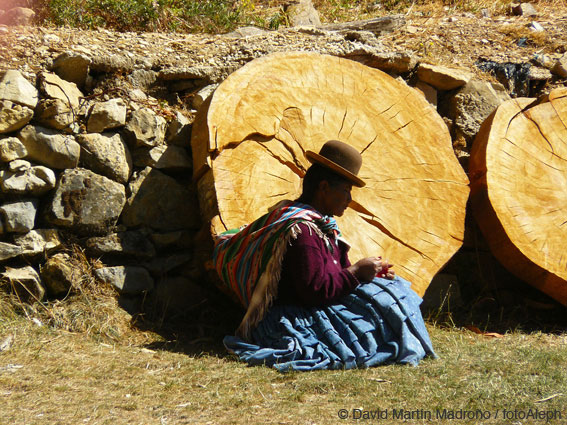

left=276, top=222, right=360, bottom=307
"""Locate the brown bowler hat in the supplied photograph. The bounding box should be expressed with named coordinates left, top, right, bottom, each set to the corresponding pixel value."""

left=305, top=140, right=365, bottom=187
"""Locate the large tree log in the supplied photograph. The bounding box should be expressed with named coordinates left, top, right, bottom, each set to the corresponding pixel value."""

left=192, top=51, right=469, bottom=297
left=469, top=88, right=567, bottom=305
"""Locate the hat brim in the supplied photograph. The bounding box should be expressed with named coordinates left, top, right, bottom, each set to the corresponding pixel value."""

left=305, top=151, right=366, bottom=187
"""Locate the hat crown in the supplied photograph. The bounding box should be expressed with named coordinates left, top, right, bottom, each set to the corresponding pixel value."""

left=318, top=140, right=362, bottom=176
left=305, top=140, right=365, bottom=187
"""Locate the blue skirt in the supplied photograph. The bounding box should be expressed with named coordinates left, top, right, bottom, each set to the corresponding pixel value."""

left=224, top=276, right=436, bottom=372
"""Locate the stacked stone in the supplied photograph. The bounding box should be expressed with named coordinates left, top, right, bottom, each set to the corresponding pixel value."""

left=0, top=65, right=204, bottom=316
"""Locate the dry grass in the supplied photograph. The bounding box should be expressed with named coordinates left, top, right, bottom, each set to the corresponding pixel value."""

left=1, top=315, right=566, bottom=424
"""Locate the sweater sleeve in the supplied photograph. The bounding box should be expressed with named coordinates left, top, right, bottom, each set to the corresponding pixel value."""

left=277, top=223, right=359, bottom=307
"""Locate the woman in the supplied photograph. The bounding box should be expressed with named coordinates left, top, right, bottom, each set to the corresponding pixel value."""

left=216, top=140, right=435, bottom=371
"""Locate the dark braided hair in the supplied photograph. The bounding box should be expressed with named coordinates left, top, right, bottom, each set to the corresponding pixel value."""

left=296, top=164, right=350, bottom=204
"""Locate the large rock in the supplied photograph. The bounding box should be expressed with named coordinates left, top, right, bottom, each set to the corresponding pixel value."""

left=121, top=167, right=200, bottom=231
left=13, top=229, right=62, bottom=256
left=0, top=242, right=23, bottom=260
left=417, top=63, right=473, bottom=90
left=450, top=80, right=511, bottom=141
left=166, top=111, right=192, bottom=147
left=76, top=132, right=132, bottom=184
left=0, top=70, right=38, bottom=109
left=132, top=145, right=192, bottom=170
left=0, top=161, right=56, bottom=195
left=2, top=266, right=44, bottom=302
left=150, top=230, right=194, bottom=250
left=94, top=266, right=154, bottom=294
left=192, top=84, right=217, bottom=110
left=0, top=7, right=35, bottom=26
left=87, top=98, right=127, bottom=133
left=285, top=0, right=321, bottom=26
left=38, top=72, right=84, bottom=109
left=123, top=108, right=167, bottom=147
left=40, top=253, right=78, bottom=296
left=0, top=199, right=38, bottom=233
left=18, top=125, right=80, bottom=169
left=51, top=51, right=91, bottom=88
left=34, top=99, right=77, bottom=132
left=146, top=252, right=193, bottom=276
left=552, top=54, right=567, bottom=78
left=46, top=168, right=126, bottom=235
left=346, top=50, right=417, bottom=74
left=511, top=3, right=538, bottom=16
left=85, top=230, right=156, bottom=259
left=0, top=137, right=27, bottom=162
left=0, top=100, right=34, bottom=133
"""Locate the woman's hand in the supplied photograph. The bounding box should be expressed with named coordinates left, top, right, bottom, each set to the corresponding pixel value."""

left=348, top=257, right=395, bottom=282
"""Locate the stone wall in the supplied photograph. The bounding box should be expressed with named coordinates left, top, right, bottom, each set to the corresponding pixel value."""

left=0, top=37, right=564, bottom=317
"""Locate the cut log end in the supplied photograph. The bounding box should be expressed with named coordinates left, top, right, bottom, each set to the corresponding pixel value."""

left=470, top=87, right=567, bottom=305
left=192, top=51, right=470, bottom=297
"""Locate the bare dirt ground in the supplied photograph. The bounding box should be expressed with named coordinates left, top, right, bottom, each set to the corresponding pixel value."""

left=1, top=7, right=566, bottom=82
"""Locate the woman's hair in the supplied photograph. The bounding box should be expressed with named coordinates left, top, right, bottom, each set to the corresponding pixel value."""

left=296, top=164, right=350, bottom=204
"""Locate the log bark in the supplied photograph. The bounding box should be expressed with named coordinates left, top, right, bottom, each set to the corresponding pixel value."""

left=469, top=88, right=567, bottom=305
left=192, top=51, right=469, bottom=297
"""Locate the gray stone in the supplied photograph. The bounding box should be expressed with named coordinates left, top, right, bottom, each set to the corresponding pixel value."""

left=38, top=72, right=84, bottom=109
left=0, top=242, right=23, bottom=260
left=123, top=108, right=167, bottom=148
left=225, top=26, right=267, bottom=38
left=414, top=81, right=437, bottom=106
left=528, top=21, right=544, bottom=32
left=77, top=132, right=132, bottom=183
left=0, top=70, right=38, bottom=109
left=0, top=137, right=27, bottom=162
left=128, top=69, right=157, bottom=89
left=51, top=51, right=91, bottom=88
left=528, top=66, right=552, bottom=81
left=132, top=145, right=192, bottom=170
left=0, top=163, right=56, bottom=195
left=192, top=84, right=218, bottom=110
left=94, top=266, right=154, bottom=294
left=34, top=99, right=77, bottom=132
left=285, top=0, right=321, bottom=27
left=87, top=98, right=127, bottom=133
left=85, top=230, right=156, bottom=259
left=152, top=277, right=208, bottom=316
left=345, top=50, right=417, bottom=74
left=13, top=229, right=62, bottom=255
left=122, top=167, right=200, bottom=231
left=7, top=159, right=30, bottom=172
left=46, top=168, right=126, bottom=235
left=2, top=266, right=44, bottom=302
left=417, top=63, right=472, bottom=90
left=0, top=199, right=38, bottom=233
left=40, top=253, right=78, bottom=296
left=18, top=125, right=80, bottom=169
left=552, top=54, right=567, bottom=78
left=90, top=54, right=136, bottom=73
left=0, top=100, right=34, bottom=133
left=158, top=66, right=217, bottom=82
left=147, top=252, right=194, bottom=276
left=150, top=230, right=194, bottom=250
left=166, top=111, right=192, bottom=147
left=0, top=7, right=35, bottom=26
left=511, top=2, right=538, bottom=16
left=450, top=80, right=511, bottom=142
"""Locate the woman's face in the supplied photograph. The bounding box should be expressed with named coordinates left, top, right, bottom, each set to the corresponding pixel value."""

left=321, top=181, right=353, bottom=217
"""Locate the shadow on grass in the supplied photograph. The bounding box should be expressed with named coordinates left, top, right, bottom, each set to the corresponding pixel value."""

left=123, top=286, right=245, bottom=358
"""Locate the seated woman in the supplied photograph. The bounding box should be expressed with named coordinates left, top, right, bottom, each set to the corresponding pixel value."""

left=216, top=140, right=436, bottom=371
